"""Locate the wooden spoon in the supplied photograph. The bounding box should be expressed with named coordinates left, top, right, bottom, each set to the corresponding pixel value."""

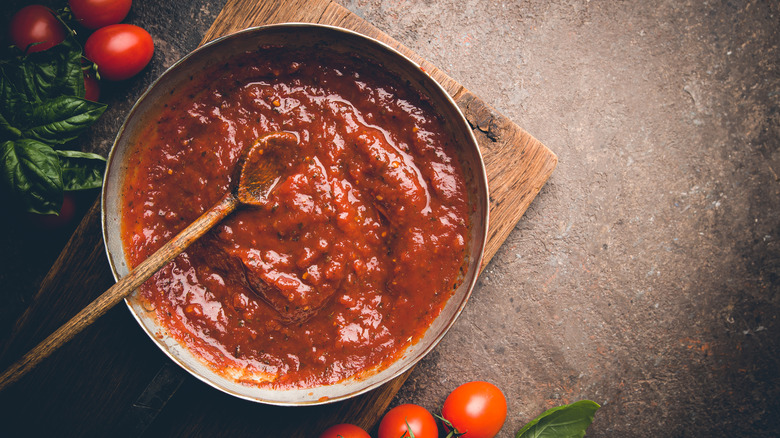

left=0, top=131, right=299, bottom=391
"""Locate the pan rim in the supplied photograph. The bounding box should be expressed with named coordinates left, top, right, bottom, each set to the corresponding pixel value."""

left=101, top=22, right=489, bottom=406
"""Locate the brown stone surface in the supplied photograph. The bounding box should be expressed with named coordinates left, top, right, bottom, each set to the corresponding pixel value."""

left=1, top=0, right=777, bottom=436
left=363, top=1, right=780, bottom=436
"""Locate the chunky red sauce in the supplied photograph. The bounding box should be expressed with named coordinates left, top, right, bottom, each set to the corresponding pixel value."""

left=121, top=47, right=470, bottom=388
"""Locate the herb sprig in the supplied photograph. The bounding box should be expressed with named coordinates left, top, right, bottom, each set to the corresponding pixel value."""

left=515, top=400, right=601, bottom=438
left=1, top=36, right=107, bottom=214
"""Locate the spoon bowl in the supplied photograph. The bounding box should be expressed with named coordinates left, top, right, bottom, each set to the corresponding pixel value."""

left=236, top=132, right=298, bottom=206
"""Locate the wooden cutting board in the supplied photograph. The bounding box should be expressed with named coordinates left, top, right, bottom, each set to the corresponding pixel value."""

left=0, top=0, right=556, bottom=436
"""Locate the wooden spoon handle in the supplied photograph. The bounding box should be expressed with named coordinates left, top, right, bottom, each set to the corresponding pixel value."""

left=0, top=193, right=240, bottom=391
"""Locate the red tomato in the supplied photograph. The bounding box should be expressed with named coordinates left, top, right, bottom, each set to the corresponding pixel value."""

left=83, top=72, right=100, bottom=101
left=441, top=381, right=507, bottom=438
left=319, top=423, right=371, bottom=438
left=28, top=191, right=78, bottom=229
left=9, top=5, right=66, bottom=53
left=378, top=404, right=438, bottom=438
left=69, top=0, right=132, bottom=30
left=84, top=24, right=153, bottom=81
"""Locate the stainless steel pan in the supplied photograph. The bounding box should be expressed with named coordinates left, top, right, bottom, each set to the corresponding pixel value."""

left=102, top=23, right=488, bottom=406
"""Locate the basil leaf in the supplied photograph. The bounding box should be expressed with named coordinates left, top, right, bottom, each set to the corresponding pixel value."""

left=515, top=400, right=600, bottom=438
left=0, top=39, right=84, bottom=111
left=25, top=38, right=85, bottom=100
left=0, top=38, right=86, bottom=137
left=56, top=149, right=105, bottom=191
left=0, top=112, right=22, bottom=140
left=0, top=62, right=33, bottom=126
left=23, top=96, right=107, bottom=144
left=0, top=36, right=105, bottom=214
left=1, top=139, right=63, bottom=214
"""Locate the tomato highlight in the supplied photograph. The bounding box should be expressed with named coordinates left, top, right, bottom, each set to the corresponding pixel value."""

left=84, top=24, right=153, bottom=81
left=378, top=404, right=438, bottom=438
left=9, top=5, right=66, bottom=53
left=441, top=381, right=507, bottom=438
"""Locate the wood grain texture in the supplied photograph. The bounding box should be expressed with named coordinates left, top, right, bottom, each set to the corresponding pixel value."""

left=0, top=200, right=169, bottom=436
left=0, top=193, right=239, bottom=391
left=0, top=200, right=114, bottom=364
left=0, top=0, right=555, bottom=436
left=454, top=91, right=558, bottom=266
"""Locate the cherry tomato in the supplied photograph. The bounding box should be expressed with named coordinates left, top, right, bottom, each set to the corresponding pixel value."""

left=378, top=404, right=438, bottom=438
left=28, top=191, right=78, bottom=229
left=83, top=72, right=100, bottom=101
left=69, top=0, right=132, bottom=30
left=441, top=381, right=507, bottom=438
left=319, top=423, right=371, bottom=438
left=84, top=24, right=153, bottom=81
left=9, top=5, right=66, bottom=53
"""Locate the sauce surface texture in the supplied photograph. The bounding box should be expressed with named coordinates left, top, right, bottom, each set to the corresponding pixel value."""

left=121, top=47, right=471, bottom=388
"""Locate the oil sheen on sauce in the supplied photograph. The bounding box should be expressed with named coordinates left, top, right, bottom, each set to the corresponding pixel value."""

left=121, top=47, right=471, bottom=389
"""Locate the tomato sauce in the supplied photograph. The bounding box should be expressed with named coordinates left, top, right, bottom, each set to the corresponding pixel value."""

left=121, top=47, right=471, bottom=388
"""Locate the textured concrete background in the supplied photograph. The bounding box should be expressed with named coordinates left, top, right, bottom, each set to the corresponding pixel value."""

left=1, top=0, right=778, bottom=436
left=370, top=1, right=780, bottom=436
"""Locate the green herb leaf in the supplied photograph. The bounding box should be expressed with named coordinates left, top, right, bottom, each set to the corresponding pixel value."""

left=0, top=35, right=105, bottom=215
left=0, top=112, right=22, bottom=140
left=0, top=39, right=84, bottom=116
left=515, top=400, right=600, bottom=438
left=23, top=96, right=106, bottom=144
left=1, top=38, right=93, bottom=143
left=56, top=149, right=105, bottom=191
left=25, top=38, right=85, bottom=100
left=1, top=139, right=63, bottom=214
left=0, top=63, right=32, bottom=127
